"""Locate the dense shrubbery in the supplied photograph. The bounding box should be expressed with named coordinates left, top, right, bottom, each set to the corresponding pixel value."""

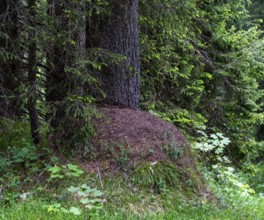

left=140, top=0, right=264, bottom=164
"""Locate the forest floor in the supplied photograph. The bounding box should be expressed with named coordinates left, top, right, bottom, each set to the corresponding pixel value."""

left=1, top=108, right=264, bottom=219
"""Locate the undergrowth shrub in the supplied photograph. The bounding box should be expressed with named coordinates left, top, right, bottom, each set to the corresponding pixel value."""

left=193, top=130, right=260, bottom=204
left=0, top=117, right=32, bottom=149
left=248, top=162, right=264, bottom=193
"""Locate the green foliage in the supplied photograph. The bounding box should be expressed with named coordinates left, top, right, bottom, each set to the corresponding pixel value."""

left=161, top=130, right=184, bottom=160
left=1, top=0, right=264, bottom=218
left=48, top=165, right=64, bottom=180
left=47, top=96, right=99, bottom=153
left=44, top=184, right=103, bottom=217
left=47, top=164, right=84, bottom=181
left=210, top=164, right=255, bottom=197
left=11, top=144, right=38, bottom=165
left=2, top=0, right=263, bottom=164
left=248, top=162, right=264, bottom=193
left=114, top=144, right=128, bottom=169
left=140, top=0, right=264, bottom=162
left=68, top=183, right=103, bottom=208
left=149, top=108, right=207, bottom=132
left=194, top=131, right=258, bottom=202
left=193, top=131, right=231, bottom=163
left=1, top=176, right=264, bottom=220
left=132, top=161, right=180, bottom=191
left=0, top=142, right=41, bottom=174
left=0, top=118, right=32, bottom=149
left=66, top=164, right=85, bottom=177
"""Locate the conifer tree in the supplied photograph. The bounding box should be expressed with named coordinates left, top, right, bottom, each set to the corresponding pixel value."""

left=87, top=0, right=140, bottom=110
left=0, top=0, right=23, bottom=118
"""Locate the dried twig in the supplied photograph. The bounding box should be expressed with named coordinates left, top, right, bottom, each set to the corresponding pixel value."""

left=96, top=162, right=104, bottom=190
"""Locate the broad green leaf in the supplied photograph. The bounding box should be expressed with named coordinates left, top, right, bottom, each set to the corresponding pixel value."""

left=48, top=165, right=61, bottom=174
left=51, top=174, right=64, bottom=179
left=68, top=186, right=79, bottom=193
left=80, top=184, right=89, bottom=189
left=90, top=198, right=102, bottom=203
left=80, top=198, right=90, bottom=204
left=77, top=191, right=87, bottom=197
left=93, top=190, right=103, bottom=197
left=69, top=207, right=81, bottom=215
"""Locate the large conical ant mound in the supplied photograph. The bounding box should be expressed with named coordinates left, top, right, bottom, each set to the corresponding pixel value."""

left=82, top=107, right=211, bottom=197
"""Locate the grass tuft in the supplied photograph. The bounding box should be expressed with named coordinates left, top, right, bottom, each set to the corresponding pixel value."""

left=131, top=161, right=181, bottom=191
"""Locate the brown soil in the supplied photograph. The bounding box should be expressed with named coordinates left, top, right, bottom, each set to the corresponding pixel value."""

left=81, top=107, right=211, bottom=197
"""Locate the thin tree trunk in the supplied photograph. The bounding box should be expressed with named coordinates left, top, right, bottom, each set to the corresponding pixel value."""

left=27, top=0, right=41, bottom=144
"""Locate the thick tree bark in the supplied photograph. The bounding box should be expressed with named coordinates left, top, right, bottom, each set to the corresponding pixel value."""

left=27, top=0, right=41, bottom=144
left=0, top=0, right=23, bottom=118
left=88, top=0, right=140, bottom=110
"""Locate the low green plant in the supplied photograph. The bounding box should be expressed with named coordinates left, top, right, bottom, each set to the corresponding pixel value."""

left=0, top=142, right=39, bottom=171
left=11, top=143, right=39, bottom=167
left=117, top=145, right=128, bottom=169
left=162, top=141, right=184, bottom=161
left=108, top=143, right=129, bottom=169
left=148, top=108, right=207, bottom=133
left=248, top=162, right=264, bottom=193
left=0, top=154, right=11, bottom=172
left=194, top=131, right=256, bottom=199
left=0, top=142, right=46, bottom=194
left=132, top=161, right=180, bottom=191
left=45, top=184, right=103, bottom=218
left=0, top=118, right=31, bottom=149
left=47, top=163, right=84, bottom=181
left=193, top=131, right=231, bottom=164
left=161, top=130, right=184, bottom=161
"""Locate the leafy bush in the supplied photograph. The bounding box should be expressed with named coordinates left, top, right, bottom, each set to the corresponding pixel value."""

left=194, top=131, right=257, bottom=200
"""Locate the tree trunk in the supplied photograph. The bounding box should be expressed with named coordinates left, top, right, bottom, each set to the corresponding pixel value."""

left=27, top=0, right=41, bottom=144
left=87, top=0, right=140, bottom=110
left=0, top=0, right=23, bottom=118
left=46, top=0, right=68, bottom=130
